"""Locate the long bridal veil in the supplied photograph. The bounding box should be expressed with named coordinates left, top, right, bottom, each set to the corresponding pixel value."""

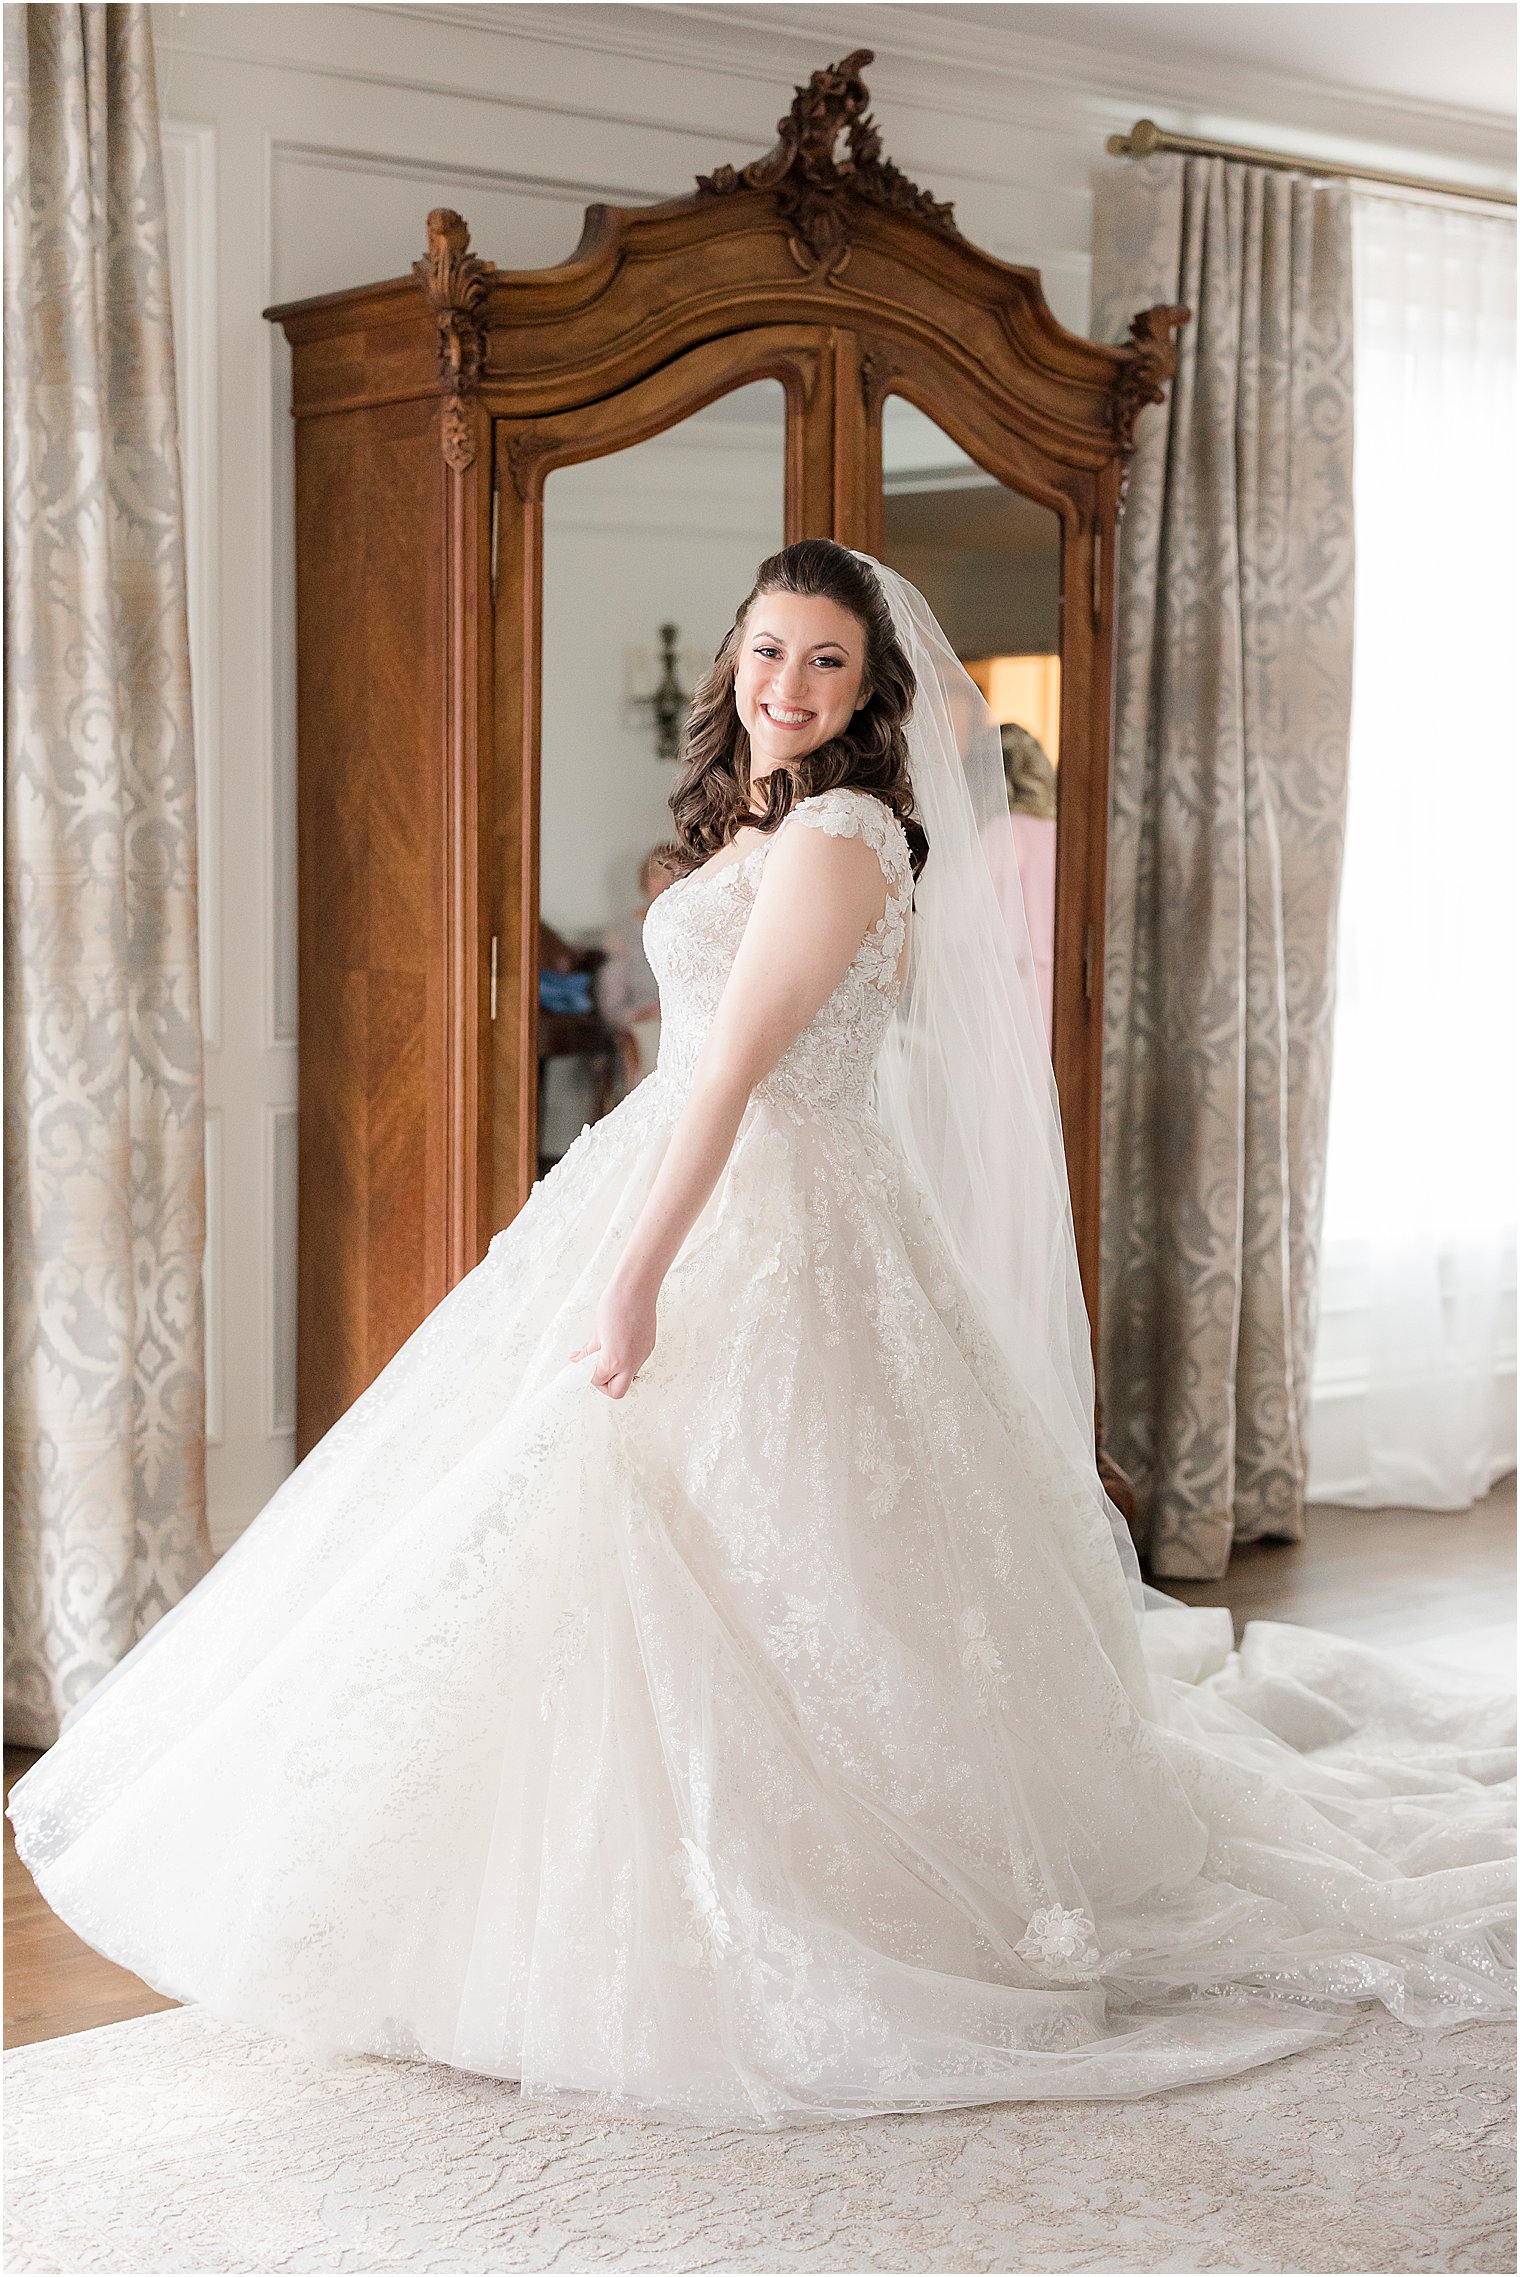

left=853, top=547, right=1513, bottom=2054
left=858, top=552, right=1149, bottom=1624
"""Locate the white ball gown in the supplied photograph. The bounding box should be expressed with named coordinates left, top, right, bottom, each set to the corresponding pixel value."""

left=8, top=784, right=1514, bottom=2132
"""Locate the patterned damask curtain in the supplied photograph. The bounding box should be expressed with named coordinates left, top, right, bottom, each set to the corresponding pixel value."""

left=1089, top=154, right=1356, bottom=1580
left=4, top=3, right=209, bottom=1745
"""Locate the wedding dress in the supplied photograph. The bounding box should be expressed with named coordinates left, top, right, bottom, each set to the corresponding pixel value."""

left=9, top=582, right=1515, bottom=2132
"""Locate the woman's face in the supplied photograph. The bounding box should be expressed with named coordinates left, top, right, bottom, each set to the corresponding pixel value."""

left=732, top=591, right=869, bottom=789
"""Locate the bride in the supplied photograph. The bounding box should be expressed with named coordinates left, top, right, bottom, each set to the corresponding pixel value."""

left=9, top=543, right=1513, bottom=2130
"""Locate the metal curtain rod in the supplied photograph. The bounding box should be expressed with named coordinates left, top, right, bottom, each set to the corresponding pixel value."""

left=1107, top=118, right=1516, bottom=209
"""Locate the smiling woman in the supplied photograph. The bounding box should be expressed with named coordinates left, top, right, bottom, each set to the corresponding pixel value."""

left=669, top=540, right=929, bottom=893
left=738, top=600, right=867, bottom=756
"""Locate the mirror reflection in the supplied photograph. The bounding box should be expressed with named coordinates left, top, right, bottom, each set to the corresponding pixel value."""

left=880, top=398, right=1062, bottom=1048
left=537, top=380, right=787, bottom=1169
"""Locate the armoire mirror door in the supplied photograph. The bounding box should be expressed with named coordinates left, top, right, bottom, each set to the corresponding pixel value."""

left=488, top=333, right=837, bottom=1233
left=533, top=378, right=788, bottom=1178
left=837, top=344, right=1120, bottom=1335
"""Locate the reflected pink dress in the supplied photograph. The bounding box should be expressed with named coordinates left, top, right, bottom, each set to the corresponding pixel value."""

left=984, top=811, right=1057, bottom=1048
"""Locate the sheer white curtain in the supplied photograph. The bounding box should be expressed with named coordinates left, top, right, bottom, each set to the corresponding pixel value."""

left=1308, top=192, right=1516, bottom=1508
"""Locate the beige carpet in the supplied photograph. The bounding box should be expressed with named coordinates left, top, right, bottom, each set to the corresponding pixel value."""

left=3, top=2002, right=1513, bottom=2273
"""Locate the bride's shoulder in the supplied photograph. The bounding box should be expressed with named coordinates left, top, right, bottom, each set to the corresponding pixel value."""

left=788, top=785, right=907, bottom=860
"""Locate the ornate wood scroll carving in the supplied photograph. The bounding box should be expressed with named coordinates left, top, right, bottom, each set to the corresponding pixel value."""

left=412, top=208, right=498, bottom=469
left=859, top=349, right=896, bottom=419
left=1109, top=302, right=1191, bottom=468
left=696, top=49, right=960, bottom=282
left=502, top=428, right=560, bottom=504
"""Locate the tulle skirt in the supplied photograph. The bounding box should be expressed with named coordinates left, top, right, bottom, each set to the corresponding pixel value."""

left=8, top=1074, right=1515, bottom=2128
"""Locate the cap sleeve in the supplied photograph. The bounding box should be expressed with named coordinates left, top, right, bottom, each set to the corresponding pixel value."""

left=784, top=788, right=912, bottom=901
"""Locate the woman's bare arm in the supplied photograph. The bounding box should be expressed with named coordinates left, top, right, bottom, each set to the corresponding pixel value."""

left=572, top=820, right=888, bottom=1396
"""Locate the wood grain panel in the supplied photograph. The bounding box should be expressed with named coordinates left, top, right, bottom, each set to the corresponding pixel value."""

left=291, top=394, right=445, bottom=1452
left=367, top=970, right=429, bottom=1370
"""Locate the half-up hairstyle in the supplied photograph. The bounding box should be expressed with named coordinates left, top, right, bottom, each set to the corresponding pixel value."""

left=669, top=540, right=929, bottom=882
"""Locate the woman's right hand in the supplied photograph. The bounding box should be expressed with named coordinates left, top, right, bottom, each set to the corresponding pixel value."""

left=568, top=1270, right=658, bottom=1399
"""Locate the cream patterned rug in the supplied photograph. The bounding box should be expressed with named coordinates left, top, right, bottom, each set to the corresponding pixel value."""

left=3, top=2003, right=1513, bottom=2273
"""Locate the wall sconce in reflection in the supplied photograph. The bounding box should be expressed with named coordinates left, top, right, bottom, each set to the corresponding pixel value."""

left=625, top=623, right=694, bottom=760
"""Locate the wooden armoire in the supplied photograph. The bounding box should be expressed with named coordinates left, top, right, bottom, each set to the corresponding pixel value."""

left=266, top=51, right=1184, bottom=1456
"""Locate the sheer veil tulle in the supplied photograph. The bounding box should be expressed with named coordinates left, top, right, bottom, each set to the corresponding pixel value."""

left=853, top=552, right=1149, bottom=1620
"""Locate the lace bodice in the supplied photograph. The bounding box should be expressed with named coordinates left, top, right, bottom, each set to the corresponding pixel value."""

left=643, top=787, right=914, bottom=1114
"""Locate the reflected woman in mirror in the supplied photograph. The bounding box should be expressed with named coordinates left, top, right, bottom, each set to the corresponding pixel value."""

left=11, top=542, right=1513, bottom=2133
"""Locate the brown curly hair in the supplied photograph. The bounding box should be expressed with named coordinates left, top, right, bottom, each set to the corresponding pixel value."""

left=668, top=540, right=928, bottom=882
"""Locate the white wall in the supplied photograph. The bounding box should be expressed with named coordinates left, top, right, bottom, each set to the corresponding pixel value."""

left=150, top=1, right=1512, bottom=1546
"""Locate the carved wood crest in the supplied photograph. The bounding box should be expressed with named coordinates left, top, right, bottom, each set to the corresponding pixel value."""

left=1110, top=302, right=1191, bottom=459
left=695, top=49, right=960, bottom=282
left=413, top=208, right=498, bottom=469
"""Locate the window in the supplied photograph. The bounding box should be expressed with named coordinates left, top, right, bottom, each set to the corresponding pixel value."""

left=1309, top=194, right=1516, bottom=1506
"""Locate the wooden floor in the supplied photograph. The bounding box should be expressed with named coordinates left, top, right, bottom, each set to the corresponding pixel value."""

left=1161, top=1472, right=1516, bottom=1645
left=5, top=1746, right=177, bottom=2050
left=6, top=1480, right=1514, bottom=2052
